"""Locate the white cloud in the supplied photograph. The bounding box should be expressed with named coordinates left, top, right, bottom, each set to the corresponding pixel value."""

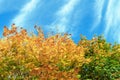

left=50, top=0, right=79, bottom=33
left=10, top=0, right=39, bottom=28
left=105, top=0, right=120, bottom=42
left=91, top=0, right=104, bottom=31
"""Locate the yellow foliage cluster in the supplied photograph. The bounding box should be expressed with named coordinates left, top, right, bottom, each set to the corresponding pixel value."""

left=0, top=24, right=90, bottom=80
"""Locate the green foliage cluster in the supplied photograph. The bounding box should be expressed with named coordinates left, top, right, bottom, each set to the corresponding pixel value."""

left=79, top=35, right=120, bottom=80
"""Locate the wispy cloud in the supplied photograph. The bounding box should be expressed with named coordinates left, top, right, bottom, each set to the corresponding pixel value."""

left=91, top=0, right=104, bottom=31
left=104, top=0, right=120, bottom=42
left=10, top=0, right=39, bottom=28
left=50, top=0, right=79, bottom=33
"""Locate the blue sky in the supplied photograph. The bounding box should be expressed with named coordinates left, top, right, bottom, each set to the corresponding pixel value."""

left=0, top=0, right=120, bottom=44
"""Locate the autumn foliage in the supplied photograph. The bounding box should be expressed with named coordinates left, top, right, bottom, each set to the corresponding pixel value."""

left=0, top=24, right=120, bottom=80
